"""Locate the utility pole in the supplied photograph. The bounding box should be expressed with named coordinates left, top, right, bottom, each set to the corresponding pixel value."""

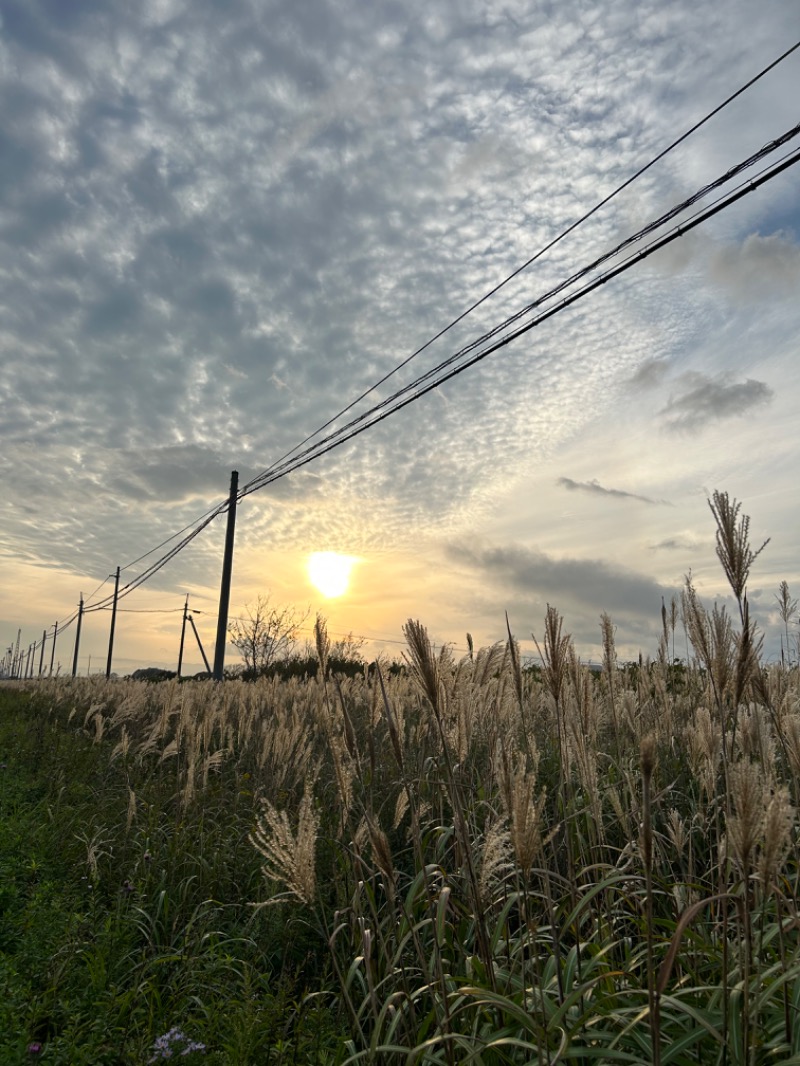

left=72, top=596, right=84, bottom=678
left=38, top=630, right=46, bottom=677
left=213, top=470, right=239, bottom=681
left=13, top=630, right=20, bottom=679
left=106, top=567, right=121, bottom=679
left=177, top=595, right=189, bottom=677
left=189, top=613, right=211, bottom=674
left=49, top=622, right=58, bottom=676
left=25, top=643, right=34, bottom=679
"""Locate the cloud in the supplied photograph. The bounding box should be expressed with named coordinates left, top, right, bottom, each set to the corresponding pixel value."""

left=449, top=541, right=672, bottom=622
left=629, top=357, right=671, bottom=390
left=557, top=477, right=667, bottom=505
left=659, top=372, right=773, bottom=433
left=710, top=231, right=800, bottom=302
left=649, top=536, right=702, bottom=552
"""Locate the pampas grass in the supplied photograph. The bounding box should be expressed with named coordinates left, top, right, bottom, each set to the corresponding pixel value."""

left=9, top=491, right=800, bottom=1064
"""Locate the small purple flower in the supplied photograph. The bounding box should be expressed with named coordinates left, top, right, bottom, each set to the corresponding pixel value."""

left=121, top=879, right=135, bottom=895
left=27, top=1043, right=43, bottom=1055
left=149, top=1027, right=206, bottom=1062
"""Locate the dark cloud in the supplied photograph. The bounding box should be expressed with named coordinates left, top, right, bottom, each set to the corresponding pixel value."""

left=659, top=373, right=773, bottom=433
left=557, top=478, right=667, bottom=505
left=629, top=357, right=670, bottom=390
left=449, top=541, right=672, bottom=621
left=649, top=536, right=702, bottom=552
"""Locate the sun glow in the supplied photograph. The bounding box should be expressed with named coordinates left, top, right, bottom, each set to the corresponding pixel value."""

left=307, top=552, right=358, bottom=598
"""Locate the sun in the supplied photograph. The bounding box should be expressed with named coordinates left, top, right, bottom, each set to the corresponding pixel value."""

left=307, top=552, right=358, bottom=598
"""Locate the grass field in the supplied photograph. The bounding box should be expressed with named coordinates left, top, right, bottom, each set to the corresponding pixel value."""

left=2, top=495, right=799, bottom=1064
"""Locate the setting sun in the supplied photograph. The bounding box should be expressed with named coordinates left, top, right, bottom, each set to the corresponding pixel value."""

left=307, top=552, right=358, bottom=598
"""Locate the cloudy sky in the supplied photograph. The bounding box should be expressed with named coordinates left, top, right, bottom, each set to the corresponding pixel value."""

left=1, top=0, right=799, bottom=675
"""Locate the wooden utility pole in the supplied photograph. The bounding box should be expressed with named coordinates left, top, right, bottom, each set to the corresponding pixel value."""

left=38, top=630, right=46, bottom=677
left=49, top=622, right=58, bottom=676
left=72, top=596, right=84, bottom=678
left=177, top=595, right=189, bottom=677
left=213, top=471, right=239, bottom=681
left=106, top=567, right=121, bottom=679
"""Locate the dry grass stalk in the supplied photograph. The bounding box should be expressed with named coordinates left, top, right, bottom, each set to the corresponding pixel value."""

left=126, top=787, right=137, bottom=831
left=251, top=784, right=319, bottom=906
left=499, top=745, right=549, bottom=877
left=640, top=733, right=660, bottom=1066
left=758, top=787, right=794, bottom=889
left=601, top=613, right=621, bottom=749
left=776, top=581, right=798, bottom=665
left=403, top=618, right=453, bottom=722
left=477, top=818, right=513, bottom=907
left=314, top=613, right=330, bottom=677
left=727, top=760, right=764, bottom=880
left=708, top=490, right=769, bottom=622
left=533, top=605, right=571, bottom=711
left=687, top=706, right=721, bottom=800
left=736, top=705, right=776, bottom=777
left=365, top=815, right=395, bottom=891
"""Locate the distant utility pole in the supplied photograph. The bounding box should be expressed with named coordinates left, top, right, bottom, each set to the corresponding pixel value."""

left=213, top=470, right=239, bottom=681
left=72, top=596, right=84, bottom=678
left=38, top=630, right=46, bottom=677
left=177, top=595, right=189, bottom=677
left=49, top=621, right=58, bottom=676
left=106, top=567, right=121, bottom=679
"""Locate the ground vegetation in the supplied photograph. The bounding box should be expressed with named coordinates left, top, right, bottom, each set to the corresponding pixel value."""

left=1, top=494, right=799, bottom=1064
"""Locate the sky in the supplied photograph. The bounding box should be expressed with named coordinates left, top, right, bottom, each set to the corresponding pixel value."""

left=1, top=0, right=799, bottom=676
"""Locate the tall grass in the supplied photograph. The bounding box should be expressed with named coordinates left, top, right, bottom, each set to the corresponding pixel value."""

left=2, top=492, right=799, bottom=1063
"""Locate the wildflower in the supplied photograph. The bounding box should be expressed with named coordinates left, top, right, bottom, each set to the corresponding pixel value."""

left=27, top=1043, right=43, bottom=1055
left=148, top=1028, right=206, bottom=1062
left=121, top=879, right=135, bottom=895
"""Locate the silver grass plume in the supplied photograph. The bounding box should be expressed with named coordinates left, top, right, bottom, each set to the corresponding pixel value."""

left=314, top=613, right=330, bottom=677
left=708, top=490, right=769, bottom=623
left=727, top=760, right=764, bottom=879
left=758, top=786, right=794, bottom=889
left=251, top=784, right=319, bottom=906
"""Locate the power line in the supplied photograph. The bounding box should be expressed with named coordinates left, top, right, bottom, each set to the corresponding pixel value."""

left=119, top=498, right=230, bottom=573
left=239, top=39, right=800, bottom=495
left=93, top=607, right=185, bottom=614
left=84, top=511, right=221, bottom=613
left=239, top=127, right=800, bottom=495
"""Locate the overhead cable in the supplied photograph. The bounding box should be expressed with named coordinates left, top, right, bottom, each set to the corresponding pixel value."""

left=239, top=126, right=800, bottom=495
left=240, top=39, right=800, bottom=494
